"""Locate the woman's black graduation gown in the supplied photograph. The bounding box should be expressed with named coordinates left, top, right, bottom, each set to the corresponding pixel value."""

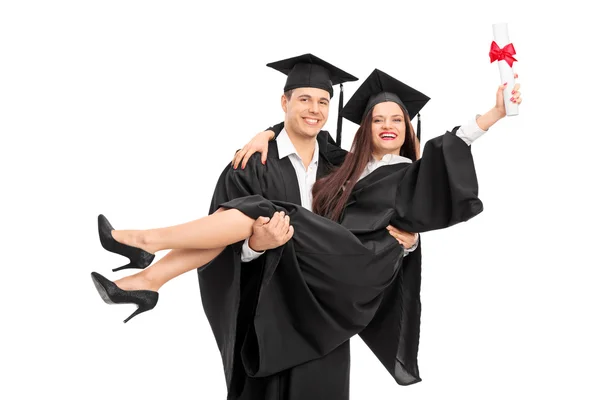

left=198, top=127, right=483, bottom=399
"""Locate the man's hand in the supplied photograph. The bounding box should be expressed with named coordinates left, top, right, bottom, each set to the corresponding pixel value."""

left=248, top=211, right=294, bottom=251
left=386, top=225, right=418, bottom=249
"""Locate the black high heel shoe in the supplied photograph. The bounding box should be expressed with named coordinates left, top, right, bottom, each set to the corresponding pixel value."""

left=91, top=272, right=159, bottom=323
left=98, top=214, right=155, bottom=272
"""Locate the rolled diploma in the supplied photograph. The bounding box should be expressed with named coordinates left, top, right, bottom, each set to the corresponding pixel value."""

left=493, top=23, right=518, bottom=116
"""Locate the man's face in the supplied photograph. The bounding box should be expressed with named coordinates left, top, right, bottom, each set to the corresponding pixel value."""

left=281, top=87, right=330, bottom=138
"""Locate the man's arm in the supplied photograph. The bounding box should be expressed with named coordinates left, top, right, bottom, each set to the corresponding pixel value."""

left=241, top=237, right=265, bottom=262
left=403, top=234, right=419, bottom=256
left=386, top=226, right=419, bottom=256
left=241, top=212, right=294, bottom=262
left=213, top=156, right=293, bottom=262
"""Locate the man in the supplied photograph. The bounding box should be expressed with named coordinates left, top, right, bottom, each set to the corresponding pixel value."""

left=197, top=54, right=419, bottom=400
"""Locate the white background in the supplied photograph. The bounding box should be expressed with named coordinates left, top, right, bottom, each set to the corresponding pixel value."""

left=1, top=1, right=598, bottom=399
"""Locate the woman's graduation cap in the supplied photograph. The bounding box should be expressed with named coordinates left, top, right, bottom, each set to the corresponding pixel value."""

left=341, top=69, right=430, bottom=141
left=267, top=53, right=358, bottom=146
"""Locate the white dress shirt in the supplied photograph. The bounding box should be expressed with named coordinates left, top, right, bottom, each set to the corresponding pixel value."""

left=241, top=116, right=487, bottom=261
left=275, top=128, right=320, bottom=212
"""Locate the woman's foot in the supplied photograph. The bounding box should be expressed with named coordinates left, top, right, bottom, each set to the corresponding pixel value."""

left=111, top=229, right=157, bottom=255
left=98, top=215, right=156, bottom=271
left=91, top=272, right=160, bottom=323
left=114, top=272, right=160, bottom=292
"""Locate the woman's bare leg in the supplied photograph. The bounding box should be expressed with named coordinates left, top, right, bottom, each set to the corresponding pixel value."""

left=115, top=247, right=224, bottom=292
left=111, top=208, right=256, bottom=254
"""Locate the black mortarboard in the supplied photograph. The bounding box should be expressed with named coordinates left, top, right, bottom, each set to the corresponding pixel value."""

left=267, top=53, right=358, bottom=146
left=341, top=69, right=430, bottom=141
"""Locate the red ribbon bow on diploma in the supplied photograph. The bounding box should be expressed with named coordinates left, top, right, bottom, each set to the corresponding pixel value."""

left=489, top=41, right=517, bottom=67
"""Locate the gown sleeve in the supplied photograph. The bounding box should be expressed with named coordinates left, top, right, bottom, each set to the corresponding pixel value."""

left=322, top=130, right=348, bottom=167
left=392, top=127, right=484, bottom=232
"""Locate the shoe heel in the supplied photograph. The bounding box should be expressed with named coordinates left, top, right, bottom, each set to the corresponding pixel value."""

left=112, top=263, right=134, bottom=272
left=124, top=303, right=154, bottom=323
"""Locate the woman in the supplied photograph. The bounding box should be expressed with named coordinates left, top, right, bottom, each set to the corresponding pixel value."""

left=92, top=68, right=521, bottom=385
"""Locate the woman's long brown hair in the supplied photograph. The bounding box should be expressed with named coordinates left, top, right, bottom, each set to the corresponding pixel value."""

left=312, top=106, right=418, bottom=222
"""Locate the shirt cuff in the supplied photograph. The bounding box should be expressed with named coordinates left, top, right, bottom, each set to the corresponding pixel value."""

left=403, top=233, right=420, bottom=256
left=241, top=238, right=265, bottom=262
left=455, top=114, right=487, bottom=146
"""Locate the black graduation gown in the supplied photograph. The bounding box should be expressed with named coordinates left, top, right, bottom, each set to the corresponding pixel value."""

left=199, top=126, right=483, bottom=399
left=198, top=130, right=351, bottom=399
left=265, top=123, right=427, bottom=386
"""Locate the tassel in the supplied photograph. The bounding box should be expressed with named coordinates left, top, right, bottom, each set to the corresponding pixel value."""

left=336, top=83, right=344, bottom=147
left=416, top=113, right=421, bottom=141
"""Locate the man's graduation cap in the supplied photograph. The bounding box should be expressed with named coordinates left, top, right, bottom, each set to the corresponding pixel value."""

left=341, top=69, right=430, bottom=141
left=267, top=53, right=358, bottom=146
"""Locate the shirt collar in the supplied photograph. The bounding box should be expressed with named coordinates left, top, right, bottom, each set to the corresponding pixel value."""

left=276, top=128, right=320, bottom=166
left=369, top=153, right=413, bottom=165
